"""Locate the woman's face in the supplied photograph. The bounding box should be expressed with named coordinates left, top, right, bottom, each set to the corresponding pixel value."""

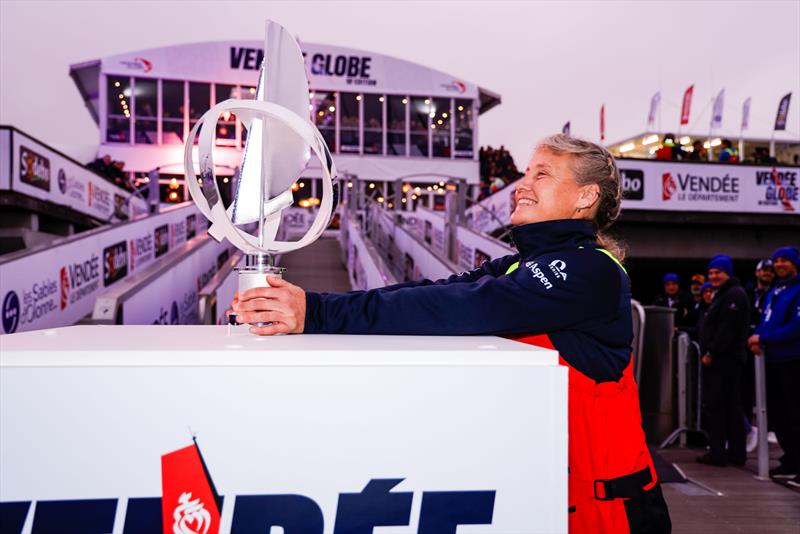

left=510, top=148, right=597, bottom=226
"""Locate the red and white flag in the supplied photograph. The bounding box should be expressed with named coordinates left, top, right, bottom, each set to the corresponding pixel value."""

left=162, top=441, right=222, bottom=534
left=600, top=105, right=605, bottom=142
left=680, top=85, right=694, bottom=126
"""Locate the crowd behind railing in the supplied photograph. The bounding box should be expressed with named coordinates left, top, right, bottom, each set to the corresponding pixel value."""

left=653, top=247, right=799, bottom=487
left=86, top=154, right=135, bottom=193
left=652, top=133, right=798, bottom=165
left=478, top=145, right=523, bottom=200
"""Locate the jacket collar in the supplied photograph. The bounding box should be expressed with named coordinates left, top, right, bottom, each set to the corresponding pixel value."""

left=511, top=219, right=598, bottom=258
left=776, top=274, right=800, bottom=288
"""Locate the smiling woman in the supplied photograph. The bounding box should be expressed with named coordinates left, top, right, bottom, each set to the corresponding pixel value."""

left=233, top=132, right=671, bottom=533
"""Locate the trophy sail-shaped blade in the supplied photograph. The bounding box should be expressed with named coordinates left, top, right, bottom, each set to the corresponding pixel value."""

left=230, top=20, right=312, bottom=225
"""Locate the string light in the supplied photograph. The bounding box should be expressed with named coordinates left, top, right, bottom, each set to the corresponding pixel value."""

left=378, top=96, right=385, bottom=102
left=114, top=81, right=121, bottom=88
left=458, top=105, right=464, bottom=111
left=401, top=98, right=408, bottom=105
left=424, top=99, right=430, bottom=105
left=442, top=112, right=448, bottom=118
left=356, top=95, right=362, bottom=101
left=328, top=106, right=335, bottom=112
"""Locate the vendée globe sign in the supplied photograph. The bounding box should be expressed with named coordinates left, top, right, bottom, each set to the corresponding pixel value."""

left=183, top=20, right=337, bottom=305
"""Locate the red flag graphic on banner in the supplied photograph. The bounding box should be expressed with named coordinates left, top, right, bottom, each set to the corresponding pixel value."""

left=680, top=85, right=694, bottom=126
left=600, top=105, right=605, bottom=141
left=162, top=442, right=221, bottom=534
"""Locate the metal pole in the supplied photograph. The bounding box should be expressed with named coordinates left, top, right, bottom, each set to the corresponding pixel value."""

left=754, top=348, right=770, bottom=480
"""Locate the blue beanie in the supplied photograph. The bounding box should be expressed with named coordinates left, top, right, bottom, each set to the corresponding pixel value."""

left=708, top=254, right=734, bottom=276
left=662, top=273, right=680, bottom=284
left=772, top=246, right=800, bottom=268
left=701, top=281, right=713, bottom=292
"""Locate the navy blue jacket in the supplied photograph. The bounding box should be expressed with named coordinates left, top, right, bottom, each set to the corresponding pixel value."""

left=756, top=274, right=800, bottom=362
left=304, top=219, right=633, bottom=383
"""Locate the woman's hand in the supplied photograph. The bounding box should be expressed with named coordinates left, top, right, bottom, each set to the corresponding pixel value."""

left=232, top=276, right=307, bottom=335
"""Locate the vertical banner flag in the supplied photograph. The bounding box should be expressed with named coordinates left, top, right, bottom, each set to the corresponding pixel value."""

left=680, top=85, right=694, bottom=126
left=562, top=121, right=571, bottom=135
left=600, top=105, right=605, bottom=142
left=774, top=92, right=792, bottom=131
left=647, top=91, right=661, bottom=129
left=741, top=97, right=751, bottom=131
left=162, top=440, right=222, bottom=534
left=710, top=89, right=725, bottom=129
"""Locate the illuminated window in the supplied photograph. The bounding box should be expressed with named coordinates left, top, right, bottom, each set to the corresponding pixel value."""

left=340, top=92, right=360, bottom=154
left=215, top=84, right=237, bottom=147
left=387, top=95, right=406, bottom=156
left=189, top=82, right=211, bottom=145
left=106, top=76, right=130, bottom=143
left=409, top=96, right=429, bottom=157
left=432, top=97, right=452, bottom=158
left=161, top=80, right=184, bottom=144
left=311, top=91, right=337, bottom=152
left=239, top=86, right=256, bottom=147
left=363, top=94, right=383, bottom=155
left=455, top=98, right=474, bottom=158
left=134, top=78, right=157, bottom=145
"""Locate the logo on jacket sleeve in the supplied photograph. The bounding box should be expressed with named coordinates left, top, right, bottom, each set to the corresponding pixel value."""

left=548, top=260, right=567, bottom=281
left=524, top=261, right=553, bottom=289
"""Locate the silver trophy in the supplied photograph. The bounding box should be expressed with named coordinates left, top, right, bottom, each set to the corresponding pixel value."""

left=183, top=21, right=337, bottom=312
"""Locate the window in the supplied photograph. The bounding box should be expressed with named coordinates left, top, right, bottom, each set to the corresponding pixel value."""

left=363, top=94, right=383, bottom=155
left=162, top=80, right=184, bottom=144
left=455, top=99, right=474, bottom=158
left=387, top=95, right=406, bottom=156
left=340, top=92, right=360, bottom=154
left=215, top=84, right=237, bottom=146
left=311, top=91, right=336, bottom=153
left=431, top=97, right=451, bottom=158
left=134, top=78, right=157, bottom=144
left=106, top=76, right=130, bottom=143
left=240, top=86, right=256, bottom=146
left=189, top=82, right=211, bottom=144
left=410, top=96, right=430, bottom=157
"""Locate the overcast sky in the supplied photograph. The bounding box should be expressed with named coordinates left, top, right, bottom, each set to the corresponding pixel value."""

left=1, top=0, right=798, bottom=166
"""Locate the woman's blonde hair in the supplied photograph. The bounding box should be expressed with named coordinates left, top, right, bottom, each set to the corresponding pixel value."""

left=535, top=134, right=627, bottom=261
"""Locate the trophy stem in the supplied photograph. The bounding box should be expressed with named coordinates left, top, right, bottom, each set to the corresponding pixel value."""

left=234, top=253, right=286, bottom=328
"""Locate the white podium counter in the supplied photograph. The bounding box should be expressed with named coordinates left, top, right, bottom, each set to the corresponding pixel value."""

left=0, top=325, right=567, bottom=533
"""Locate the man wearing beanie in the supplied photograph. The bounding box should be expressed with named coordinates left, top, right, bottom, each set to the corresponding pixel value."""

left=750, top=246, right=800, bottom=485
left=697, top=254, right=750, bottom=466
left=654, top=272, right=690, bottom=326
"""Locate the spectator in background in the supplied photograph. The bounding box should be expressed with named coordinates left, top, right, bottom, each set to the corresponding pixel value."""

left=749, top=247, right=800, bottom=485
left=654, top=272, right=690, bottom=326
left=685, top=274, right=707, bottom=333
left=687, top=140, right=707, bottom=161
left=87, top=154, right=113, bottom=176
left=656, top=133, right=683, bottom=161
left=697, top=254, right=750, bottom=467
left=743, top=258, right=776, bottom=450
left=478, top=145, right=523, bottom=200
left=719, top=139, right=739, bottom=163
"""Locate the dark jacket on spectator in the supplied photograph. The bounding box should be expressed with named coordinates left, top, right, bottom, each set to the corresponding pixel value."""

left=756, top=274, right=800, bottom=362
left=699, top=278, right=750, bottom=363
left=653, top=291, right=691, bottom=326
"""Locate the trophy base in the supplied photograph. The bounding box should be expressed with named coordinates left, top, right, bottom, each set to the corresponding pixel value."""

left=233, top=254, right=286, bottom=329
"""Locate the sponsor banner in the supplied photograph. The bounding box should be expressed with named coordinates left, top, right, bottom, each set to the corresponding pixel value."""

left=680, top=85, right=694, bottom=126
left=619, top=160, right=799, bottom=214
left=647, top=92, right=661, bottom=129
left=99, top=41, right=479, bottom=99
left=121, top=237, right=234, bottom=325
left=468, top=160, right=799, bottom=235
left=710, top=88, right=725, bottom=129
left=401, top=208, right=447, bottom=258
left=340, top=214, right=396, bottom=290
left=0, top=335, right=566, bottom=532
left=454, top=225, right=514, bottom=273
left=0, top=204, right=207, bottom=334
left=741, top=97, right=751, bottom=131
left=600, top=104, right=605, bottom=142
left=6, top=129, right=147, bottom=220
left=465, top=187, right=517, bottom=235
left=774, top=92, right=792, bottom=131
